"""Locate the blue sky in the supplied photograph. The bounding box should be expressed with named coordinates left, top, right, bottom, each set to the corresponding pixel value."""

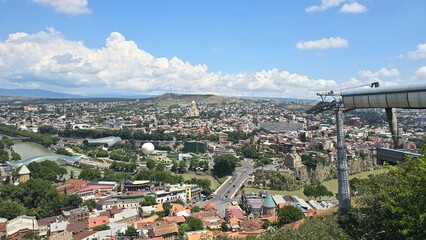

left=0, top=0, right=425, bottom=98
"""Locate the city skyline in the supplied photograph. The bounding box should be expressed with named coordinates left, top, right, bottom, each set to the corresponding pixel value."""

left=0, top=0, right=425, bottom=98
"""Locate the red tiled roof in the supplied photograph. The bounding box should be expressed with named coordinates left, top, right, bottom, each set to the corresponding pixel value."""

left=73, top=230, right=96, bottom=240
left=89, top=216, right=110, bottom=228
left=0, top=223, right=6, bottom=233
left=163, top=216, right=186, bottom=224
left=66, top=179, right=89, bottom=189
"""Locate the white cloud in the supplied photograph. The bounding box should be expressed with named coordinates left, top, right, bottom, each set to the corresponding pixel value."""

left=359, top=67, right=400, bottom=78
left=306, top=0, right=345, bottom=12
left=0, top=29, right=344, bottom=98
left=413, top=66, right=426, bottom=80
left=339, top=2, right=367, bottom=13
left=32, top=0, right=91, bottom=15
left=296, top=37, right=348, bottom=50
left=406, top=43, right=426, bottom=59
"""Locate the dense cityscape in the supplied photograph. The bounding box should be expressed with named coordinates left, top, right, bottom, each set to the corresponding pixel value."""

left=0, top=94, right=423, bottom=239
left=1, top=0, right=425, bottom=239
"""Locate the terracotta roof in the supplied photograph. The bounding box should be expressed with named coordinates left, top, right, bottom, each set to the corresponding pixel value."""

left=72, top=230, right=96, bottom=240
left=0, top=223, right=6, bottom=233
left=185, top=230, right=214, bottom=240
left=155, top=204, right=163, bottom=212
left=37, top=215, right=67, bottom=227
left=229, top=217, right=240, bottom=224
left=146, top=237, right=164, bottom=240
left=48, top=230, right=73, bottom=240
left=261, top=215, right=278, bottom=223
left=134, top=215, right=159, bottom=229
left=66, top=220, right=89, bottom=233
left=163, top=216, right=186, bottom=224
left=171, top=204, right=185, bottom=213
left=149, top=222, right=178, bottom=237
left=239, top=218, right=264, bottom=232
left=203, top=202, right=217, bottom=211
left=65, top=179, right=89, bottom=189
left=88, top=216, right=110, bottom=228
left=283, top=218, right=306, bottom=230
left=226, top=229, right=267, bottom=238
left=307, top=209, right=317, bottom=216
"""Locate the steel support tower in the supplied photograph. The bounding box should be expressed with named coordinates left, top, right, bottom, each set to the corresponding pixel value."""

left=307, top=92, right=351, bottom=212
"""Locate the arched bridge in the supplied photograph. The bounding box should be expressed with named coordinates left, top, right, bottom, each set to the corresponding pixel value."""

left=7, top=154, right=82, bottom=168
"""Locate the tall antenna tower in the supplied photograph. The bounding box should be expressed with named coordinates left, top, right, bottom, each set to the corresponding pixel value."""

left=307, top=91, right=351, bottom=212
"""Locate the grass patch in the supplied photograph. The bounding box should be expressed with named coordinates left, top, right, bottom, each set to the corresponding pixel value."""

left=177, top=173, right=220, bottom=190
left=246, top=168, right=388, bottom=200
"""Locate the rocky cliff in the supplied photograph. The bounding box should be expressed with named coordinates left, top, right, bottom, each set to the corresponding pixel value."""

left=253, top=155, right=380, bottom=191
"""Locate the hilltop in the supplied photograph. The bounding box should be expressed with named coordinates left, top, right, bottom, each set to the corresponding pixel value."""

left=147, top=93, right=244, bottom=107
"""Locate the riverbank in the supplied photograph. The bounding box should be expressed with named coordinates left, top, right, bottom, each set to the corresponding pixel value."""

left=245, top=168, right=388, bottom=200
left=10, top=140, right=82, bottom=180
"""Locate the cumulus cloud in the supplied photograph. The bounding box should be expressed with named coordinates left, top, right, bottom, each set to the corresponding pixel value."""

left=0, top=29, right=344, bottom=98
left=412, top=66, right=426, bottom=81
left=32, top=0, right=91, bottom=15
left=406, top=43, right=426, bottom=59
left=306, top=0, right=367, bottom=14
left=306, top=0, right=345, bottom=12
left=339, top=2, right=367, bottom=13
left=359, top=67, right=400, bottom=78
left=296, top=37, right=348, bottom=50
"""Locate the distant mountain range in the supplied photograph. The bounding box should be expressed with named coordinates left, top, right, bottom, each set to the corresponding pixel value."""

left=0, top=88, right=83, bottom=98
left=0, top=88, right=154, bottom=99
left=0, top=88, right=314, bottom=103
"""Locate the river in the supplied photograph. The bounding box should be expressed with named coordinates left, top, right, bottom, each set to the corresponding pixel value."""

left=11, top=140, right=82, bottom=180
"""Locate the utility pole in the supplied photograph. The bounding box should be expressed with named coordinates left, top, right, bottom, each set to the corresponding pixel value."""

left=307, top=91, right=351, bottom=212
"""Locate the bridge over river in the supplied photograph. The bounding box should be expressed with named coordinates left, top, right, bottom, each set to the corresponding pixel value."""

left=7, top=154, right=82, bottom=168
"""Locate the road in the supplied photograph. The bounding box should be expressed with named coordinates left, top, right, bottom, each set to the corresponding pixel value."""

left=197, top=158, right=254, bottom=215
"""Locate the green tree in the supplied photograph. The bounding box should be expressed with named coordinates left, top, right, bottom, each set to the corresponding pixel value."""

left=78, top=168, right=102, bottom=181
left=0, top=199, right=26, bottom=220
left=191, top=206, right=201, bottom=213
left=241, top=145, right=260, bottom=159
left=83, top=199, right=96, bottom=211
left=155, top=163, right=165, bottom=172
left=93, top=224, right=110, bottom=231
left=212, top=154, right=237, bottom=177
left=68, top=194, right=83, bottom=207
left=221, top=222, right=230, bottom=232
left=96, top=150, right=109, bottom=158
left=124, top=225, right=137, bottom=236
left=11, top=151, right=21, bottom=160
left=340, top=147, right=426, bottom=240
left=178, top=223, right=191, bottom=237
left=162, top=202, right=171, bottom=217
left=278, top=205, right=304, bottom=226
left=23, top=161, right=67, bottom=181
left=21, top=231, right=39, bottom=240
left=38, top=125, right=57, bottom=134
left=69, top=169, right=75, bottom=179
left=146, top=158, right=156, bottom=170
left=2, top=136, right=14, bottom=147
left=178, top=161, right=187, bottom=173
left=56, top=147, right=72, bottom=156
left=185, top=216, right=204, bottom=231
left=303, top=184, right=333, bottom=200
left=140, top=195, right=157, bottom=206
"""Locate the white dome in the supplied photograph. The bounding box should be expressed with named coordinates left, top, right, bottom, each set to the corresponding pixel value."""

left=141, top=142, right=155, bottom=155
